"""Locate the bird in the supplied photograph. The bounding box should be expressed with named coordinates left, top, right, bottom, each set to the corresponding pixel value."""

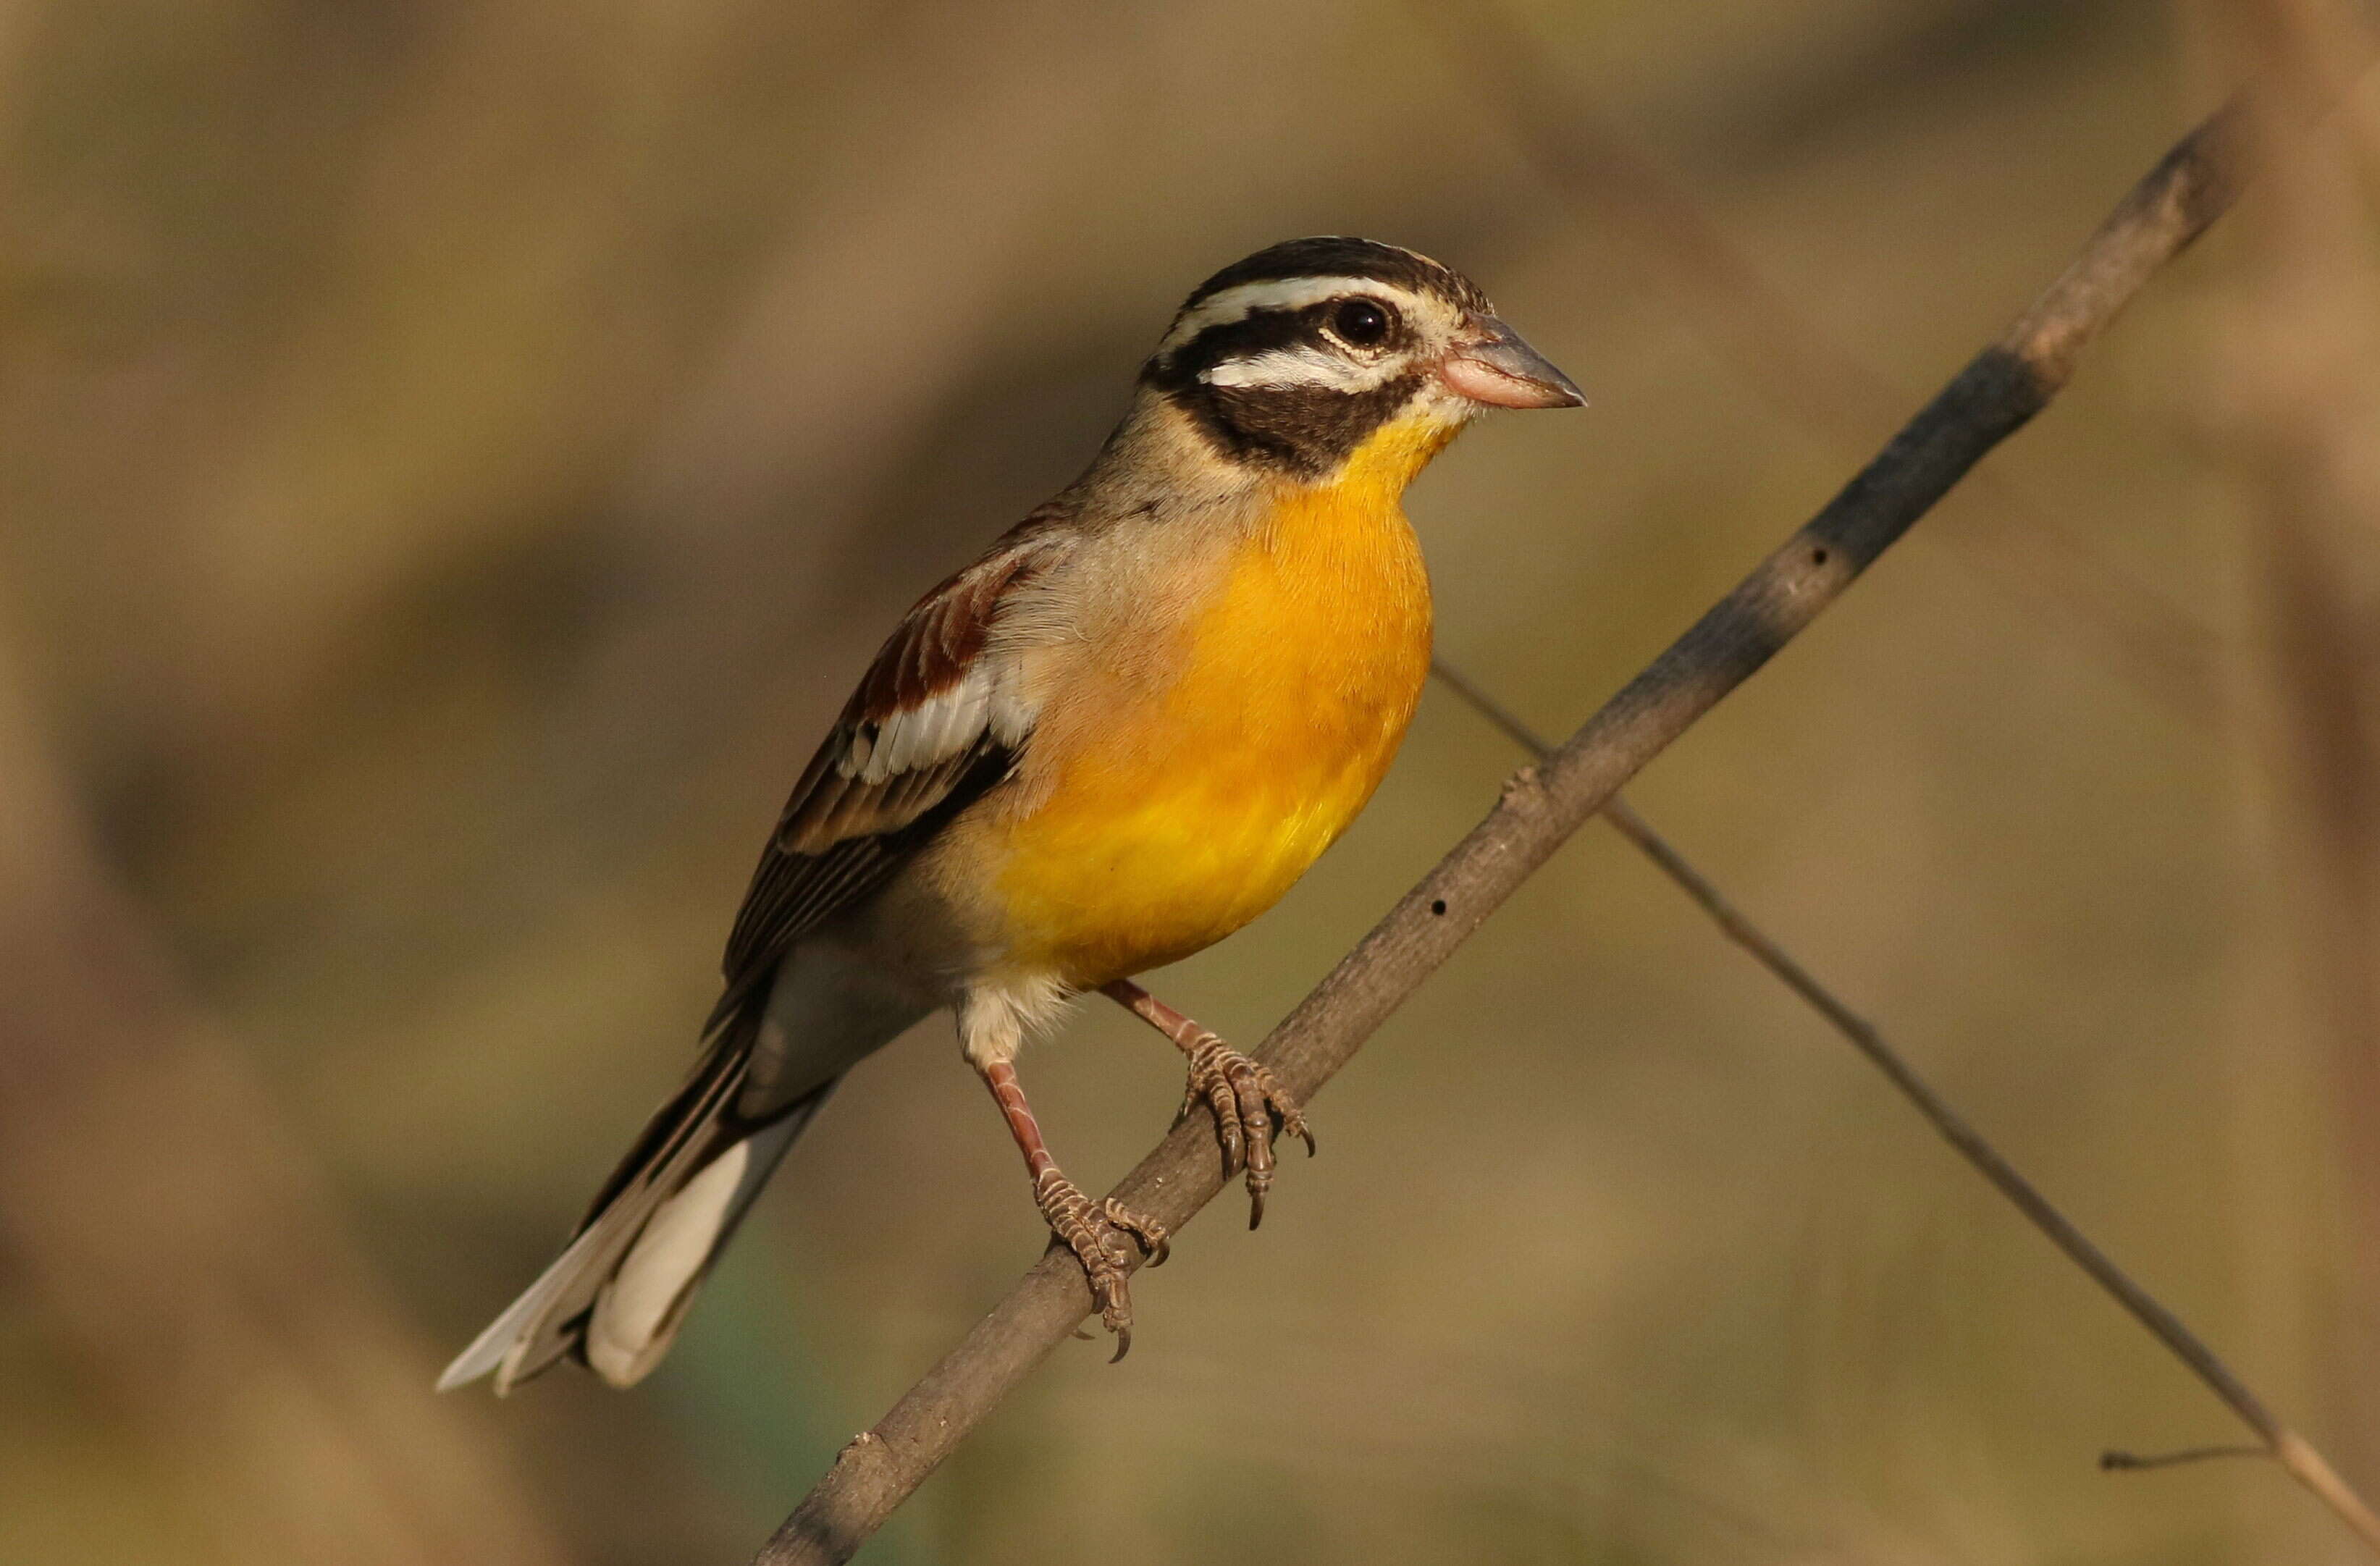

left=439, top=236, right=1582, bottom=1394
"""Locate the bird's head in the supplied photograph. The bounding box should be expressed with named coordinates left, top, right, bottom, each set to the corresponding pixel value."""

left=1139, top=236, right=1583, bottom=488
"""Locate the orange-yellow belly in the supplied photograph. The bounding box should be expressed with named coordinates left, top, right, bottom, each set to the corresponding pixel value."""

left=993, top=468, right=1436, bottom=986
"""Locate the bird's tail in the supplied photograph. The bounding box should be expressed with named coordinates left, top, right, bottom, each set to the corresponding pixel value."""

left=437, top=1021, right=836, bottom=1395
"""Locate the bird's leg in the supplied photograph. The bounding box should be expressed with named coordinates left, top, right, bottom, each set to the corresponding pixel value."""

left=1098, top=978, right=1314, bottom=1229
left=977, top=1058, right=1167, bottom=1360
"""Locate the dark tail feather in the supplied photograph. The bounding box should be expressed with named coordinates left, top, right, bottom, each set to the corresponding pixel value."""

left=438, top=1024, right=836, bottom=1394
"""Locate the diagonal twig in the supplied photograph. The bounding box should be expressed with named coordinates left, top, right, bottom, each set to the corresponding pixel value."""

left=754, top=97, right=2284, bottom=1566
left=1425, top=657, right=2380, bottom=1554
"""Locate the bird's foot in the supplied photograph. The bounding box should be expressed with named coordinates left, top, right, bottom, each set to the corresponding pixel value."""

left=1033, top=1168, right=1167, bottom=1361
left=1178, top=1030, right=1315, bottom=1229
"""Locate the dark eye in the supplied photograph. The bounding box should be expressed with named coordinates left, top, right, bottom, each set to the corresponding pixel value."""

left=1330, top=298, right=1394, bottom=348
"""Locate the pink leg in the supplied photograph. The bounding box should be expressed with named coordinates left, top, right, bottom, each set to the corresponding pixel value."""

left=1099, top=979, right=1314, bottom=1229
left=978, top=1058, right=1166, bottom=1360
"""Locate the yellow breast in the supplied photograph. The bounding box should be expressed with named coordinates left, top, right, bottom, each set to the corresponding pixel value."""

left=991, top=418, right=1447, bottom=986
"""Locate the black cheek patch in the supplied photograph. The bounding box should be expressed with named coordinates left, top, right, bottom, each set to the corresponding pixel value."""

left=1184, top=371, right=1426, bottom=478
left=1147, top=302, right=1431, bottom=477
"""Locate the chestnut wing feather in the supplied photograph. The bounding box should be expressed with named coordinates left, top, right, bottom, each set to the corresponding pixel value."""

left=705, top=526, right=1059, bottom=1034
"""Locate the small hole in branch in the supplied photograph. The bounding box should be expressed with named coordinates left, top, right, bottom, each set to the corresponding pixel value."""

left=1430, top=898, right=1447, bottom=916
left=1811, top=547, right=1830, bottom=566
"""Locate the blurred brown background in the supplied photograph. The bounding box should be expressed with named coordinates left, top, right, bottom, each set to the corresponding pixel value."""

left=4, top=0, right=2378, bottom=1561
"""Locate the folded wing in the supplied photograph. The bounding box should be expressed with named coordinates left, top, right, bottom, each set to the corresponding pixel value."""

left=711, top=514, right=1065, bottom=1032
left=437, top=512, right=1069, bottom=1394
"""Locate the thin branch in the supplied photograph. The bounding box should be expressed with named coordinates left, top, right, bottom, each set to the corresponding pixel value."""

left=754, top=101, right=2263, bottom=1566
left=2103, top=1445, right=2272, bottom=1472
left=1427, top=657, right=2380, bottom=1553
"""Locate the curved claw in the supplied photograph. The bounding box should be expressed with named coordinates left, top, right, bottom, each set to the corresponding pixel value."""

left=1180, top=1032, right=1315, bottom=1228
left=1207, top=1080, right=1243, bottom=1174
left=1094, top=1274, right=1134, bottom=1360
left=1271, top=1096, right=1316, bottom=1160
left=1038, top=1174, right=1166, bottom=1363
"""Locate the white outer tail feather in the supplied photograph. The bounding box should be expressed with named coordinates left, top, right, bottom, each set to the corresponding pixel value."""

left=440, top=928, right=933, bottom=1395
left=435, top=1219, right=616, bottom=1394
left=435, top=1084, right=833, bottom=1395
left=584, top=1114, right=803, bottom=1386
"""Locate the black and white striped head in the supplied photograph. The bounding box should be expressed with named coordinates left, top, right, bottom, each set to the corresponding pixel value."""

left=1143, top=237, right=1582, bottom=480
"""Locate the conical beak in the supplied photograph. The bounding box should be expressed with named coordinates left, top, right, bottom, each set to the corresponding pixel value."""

left=1439, top=313, right=1586, bottom=410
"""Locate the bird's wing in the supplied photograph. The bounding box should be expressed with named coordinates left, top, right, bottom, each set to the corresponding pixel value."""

left=440, top=517, right=1071, bottom=1394
left=705, top=515, right=1067, bottom=1035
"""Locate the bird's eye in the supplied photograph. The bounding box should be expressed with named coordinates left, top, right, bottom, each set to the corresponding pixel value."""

left=1330, top=298, right=1394, bottom=348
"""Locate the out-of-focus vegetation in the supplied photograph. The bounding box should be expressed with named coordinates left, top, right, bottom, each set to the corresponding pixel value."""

left=3, top=1, right=2376, bottom=1562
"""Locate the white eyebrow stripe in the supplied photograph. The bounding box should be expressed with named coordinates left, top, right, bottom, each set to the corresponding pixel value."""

left=1159, top=277, right=1438, bottom=352
left=1200, top=343, right=1400, bottom=392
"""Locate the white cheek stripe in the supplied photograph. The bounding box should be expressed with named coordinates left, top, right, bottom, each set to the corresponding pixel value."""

left=1200, top=343, right=1400, bottom=392
left=1159, top=277, right=1439, bottom=353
